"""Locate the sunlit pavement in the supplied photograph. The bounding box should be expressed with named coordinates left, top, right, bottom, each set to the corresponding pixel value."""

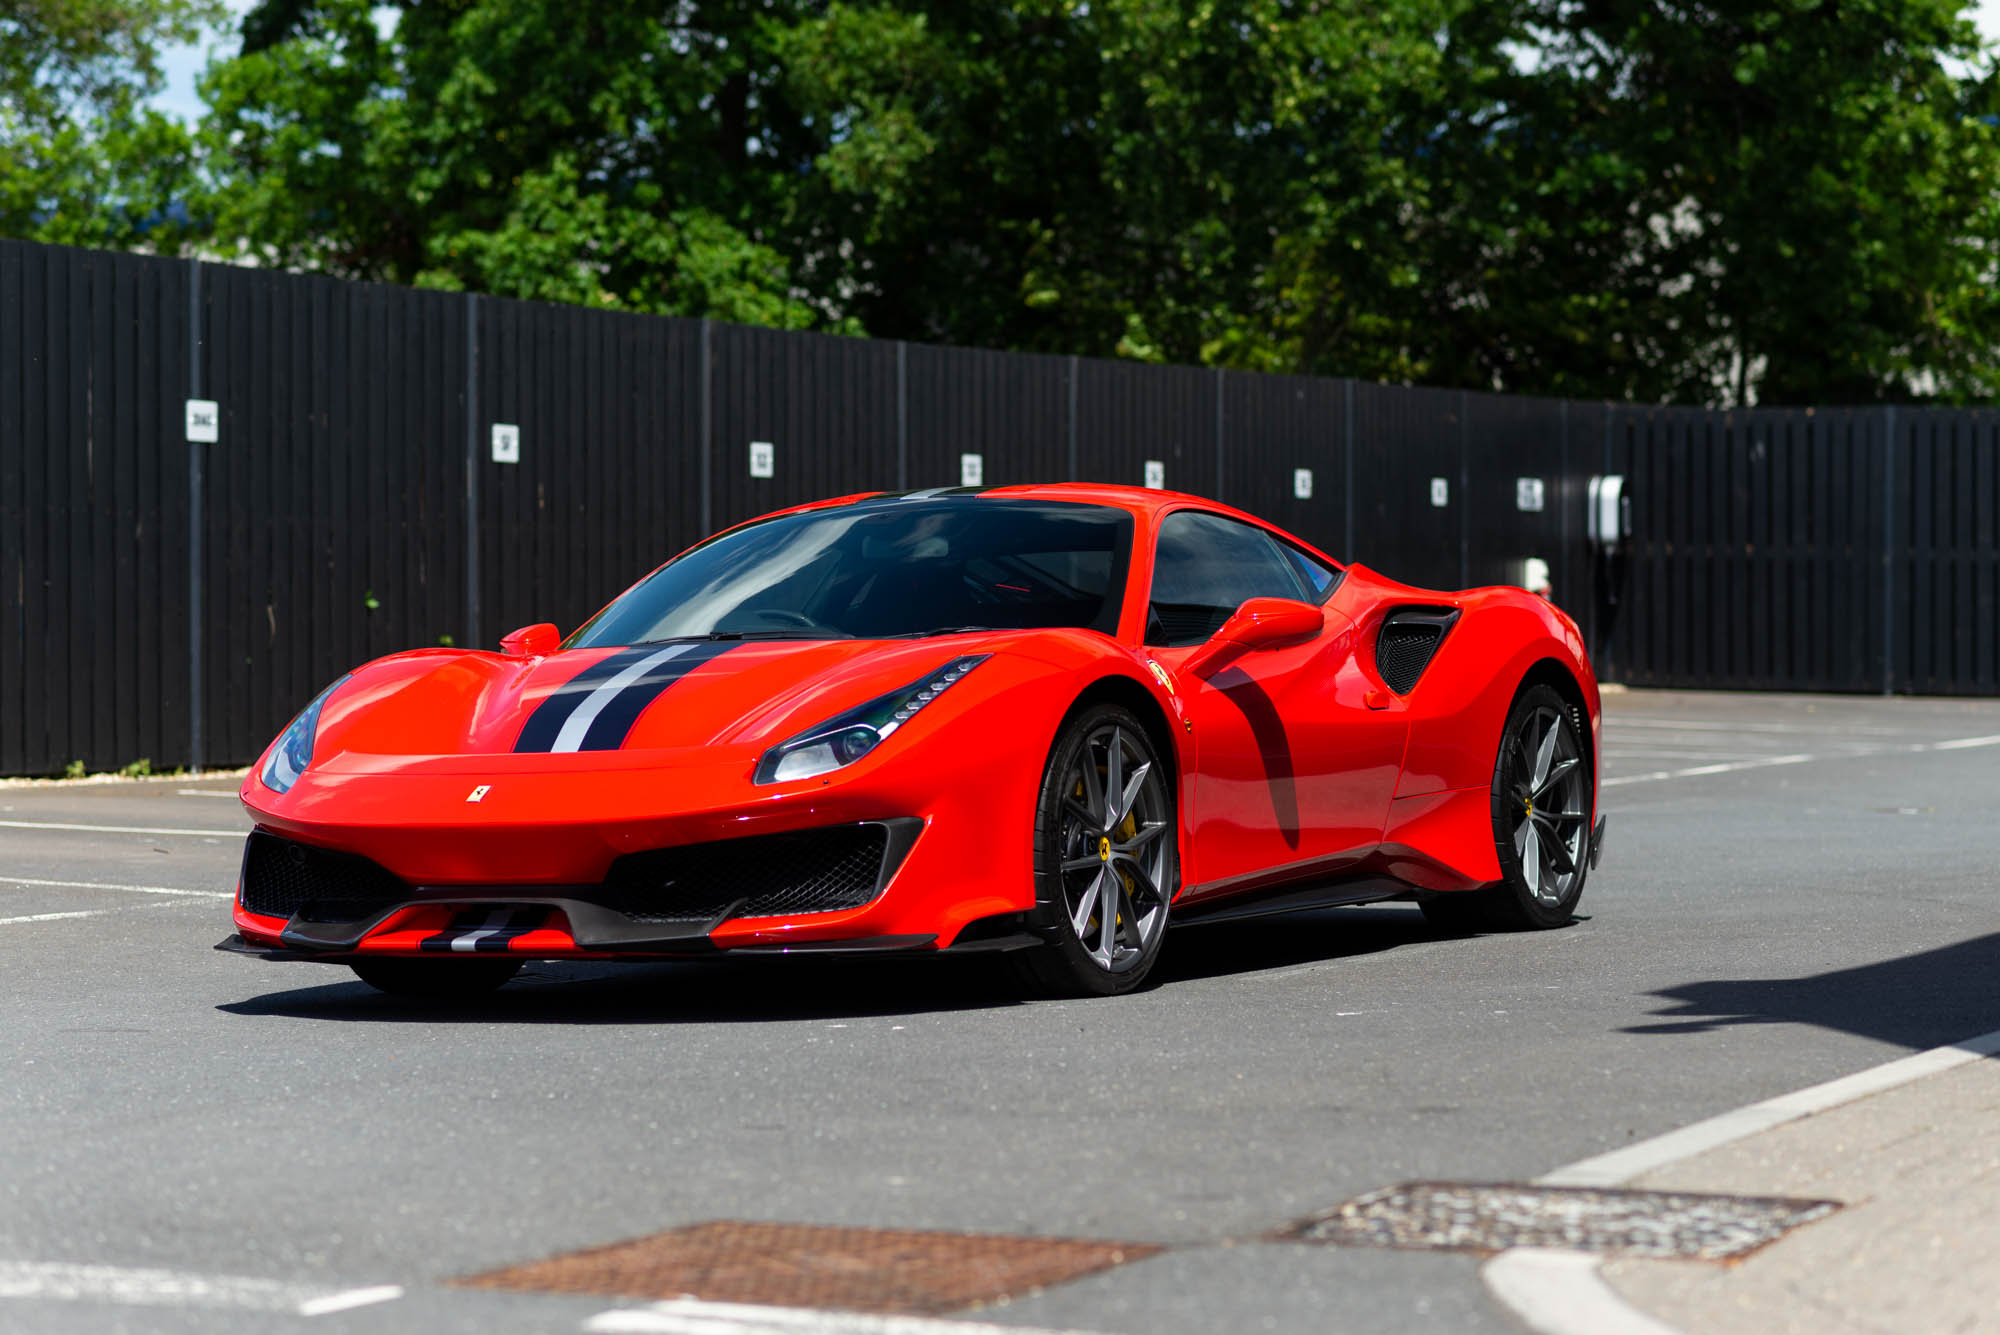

left=2, top=688, right=1996, bottom=1334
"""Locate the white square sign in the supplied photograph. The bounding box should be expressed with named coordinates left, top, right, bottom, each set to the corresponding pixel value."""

left=960, top=453, right=984, bottom=487
left=1515, top=477, right=1545, bottom=512
left=1430, top=477, right=1449, bottom=507
left=185, top=399, right=219, bottom=444
left=1293, top=468, right=1313, bottom=500
left=490, top=423, right=520, bottom=464
left=1143, top=459, right=1165, bottom=489
left=749, top=440, right=775, bottom=479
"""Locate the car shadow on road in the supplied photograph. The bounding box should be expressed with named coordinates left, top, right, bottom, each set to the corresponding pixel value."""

left=1154, top=903, right=1472, bottom=985
left=1623, top=931, right=2000, bottom=1053
left=217, top=953, right=1027, bottom=1024
left=217, top=905, right=1473, bottom=1023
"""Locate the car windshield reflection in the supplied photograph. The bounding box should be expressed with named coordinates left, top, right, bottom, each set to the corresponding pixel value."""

left=568, top=498, right=1134, bottom=647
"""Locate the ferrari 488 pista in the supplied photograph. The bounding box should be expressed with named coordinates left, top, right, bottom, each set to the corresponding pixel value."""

left=220, top=484, right=1606, bottom=997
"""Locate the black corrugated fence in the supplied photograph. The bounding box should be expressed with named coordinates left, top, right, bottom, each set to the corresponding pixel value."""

left=3, top=239, right=1997, bottom=775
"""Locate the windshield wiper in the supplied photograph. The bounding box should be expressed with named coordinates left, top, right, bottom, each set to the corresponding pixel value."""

left=638, top=628, right=852, bottom=643
left=887, top=625, right=1000, bottom=639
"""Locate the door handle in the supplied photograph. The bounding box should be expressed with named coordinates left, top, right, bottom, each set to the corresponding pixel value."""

left=1364, top=688, right=1392, bottom=711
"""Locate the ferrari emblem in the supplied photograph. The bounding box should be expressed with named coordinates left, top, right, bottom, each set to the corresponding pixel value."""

left=1099, top=836, right=1112, bottom=862
left=467, top=785, right=491, bottom=803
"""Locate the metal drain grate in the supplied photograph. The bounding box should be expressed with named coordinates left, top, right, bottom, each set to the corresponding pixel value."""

left=1286, top=1182, right=1840, bottom=1260
left=454, top=1220, right=1161, bottom=1315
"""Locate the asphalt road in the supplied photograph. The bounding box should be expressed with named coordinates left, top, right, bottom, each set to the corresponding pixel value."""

left=3, top=688, right=1997, bottom=1334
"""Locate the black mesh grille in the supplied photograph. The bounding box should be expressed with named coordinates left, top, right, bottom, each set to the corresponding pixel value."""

left=240, top=830, right=409, bottom=923
left=600, top=824, right=891, bottom=923
left=1375, top=610, right=1457, bottom=695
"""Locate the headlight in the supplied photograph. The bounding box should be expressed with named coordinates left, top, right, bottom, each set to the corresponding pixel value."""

left=260, top=675, right=350, bottom=794
left=754, top=655, right=989, bottom=785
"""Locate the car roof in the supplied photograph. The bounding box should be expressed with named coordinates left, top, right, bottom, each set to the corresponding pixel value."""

left=773, top=482, right=1275, bottom=529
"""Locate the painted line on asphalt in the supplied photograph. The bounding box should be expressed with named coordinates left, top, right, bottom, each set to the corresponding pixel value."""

left=585, top=1298, right=1109, bottom=1335
left=1482, top=1023, right=2000, bottom=1335
left=0, top=910, right=107, bottom=927
left=1605, top=718, right=1912, bottom=735
left=296, top=1285, right=405, bottom=1317
left=0, top=1261, right=399, bottom=1316
left=1603, top=753, right=1812, bottom=787
left=0, top=818, right=244, bottom=837
left=1604, top=730, right=2000, bottom=788
left=0, top=875, right=231, bottom=899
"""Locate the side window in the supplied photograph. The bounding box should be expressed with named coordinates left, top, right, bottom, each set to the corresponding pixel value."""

left=1146, top=511, right=1311, bottom=646
left=1276, top=540, right=1341, bottom=600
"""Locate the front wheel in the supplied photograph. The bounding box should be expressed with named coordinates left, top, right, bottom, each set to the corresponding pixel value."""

left=1421, top=683, right=1591, bottom=932
left=350, top=957, right=523, bottom=997
left=1012, top=705, right=1177, bottom=997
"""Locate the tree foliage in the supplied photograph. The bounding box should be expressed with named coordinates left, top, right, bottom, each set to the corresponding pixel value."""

left=0, top=0, right=221, bottom=248
left=7, top=0, right=2000, bottom=404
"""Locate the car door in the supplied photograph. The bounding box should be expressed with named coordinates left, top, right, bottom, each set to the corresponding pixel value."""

left=1143, top=510, right=1410, bottom=898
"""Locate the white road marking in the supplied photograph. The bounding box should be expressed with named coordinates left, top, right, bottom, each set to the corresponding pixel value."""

left=1604, top=718, right=1908, bottom=735
left=1603, top=729, right=2000, bottom=788
left=585, top=1297, right=1109, bottom=1335
left=0, top=910, right=106, bottom=926
left=1603, top=753, right=1812, bottom=787
left=0, top=875, right=230, bottom=899
left=178, top=789, right=241, bottom=798
left=296, top=1284, right=405, bottom=1316
left=0, top=1261, right=393, bottom=1315
left=1927, top=733, right=2000, bottom=750
left=1482, top=1024, right=2000, bottom=1335
left=0, top=818, right=243, bottom=837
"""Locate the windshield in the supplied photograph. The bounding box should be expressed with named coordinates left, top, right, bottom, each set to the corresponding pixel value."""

left=567, top=498, right=1134, bottom=647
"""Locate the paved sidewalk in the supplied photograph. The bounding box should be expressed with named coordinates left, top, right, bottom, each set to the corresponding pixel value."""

left=1601, top=1053, right=2000, bottom=1334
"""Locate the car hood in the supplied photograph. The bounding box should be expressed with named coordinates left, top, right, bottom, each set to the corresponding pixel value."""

left=307, top=632, right=1051, bottom=770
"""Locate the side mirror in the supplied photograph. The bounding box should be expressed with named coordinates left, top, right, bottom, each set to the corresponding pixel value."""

left=1182, top=597, right=1325, bottom=677
left=498, top=623, right=560, bottom=657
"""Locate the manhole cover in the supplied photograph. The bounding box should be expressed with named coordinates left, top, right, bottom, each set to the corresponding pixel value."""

left=454, top=1220, right=1161, bottom=1315
left=1286, top=1182, right=1839, bottom=1260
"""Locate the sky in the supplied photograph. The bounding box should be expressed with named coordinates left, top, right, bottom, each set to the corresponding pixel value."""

left=151, top=1, right=2000, bottom=125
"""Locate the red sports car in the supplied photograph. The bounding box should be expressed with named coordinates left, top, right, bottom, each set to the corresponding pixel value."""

left=219, top=484, right=1605, bottom=998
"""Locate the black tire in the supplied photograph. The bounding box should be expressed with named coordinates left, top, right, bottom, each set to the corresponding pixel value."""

left=1011, top=704, right=1178, bottom=997
left=349, top=957, right=523, bottom=997
left=1420, top=682, right=1591, bottom=932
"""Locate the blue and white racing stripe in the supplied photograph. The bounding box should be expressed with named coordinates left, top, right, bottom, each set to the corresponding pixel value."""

left=513, top=641, right=737, bottom=753
left=419, top=907, right=547, bottom=953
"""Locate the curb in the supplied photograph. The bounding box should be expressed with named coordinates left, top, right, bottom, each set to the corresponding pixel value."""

left=1481, top=1025, right=2000, bottom=1335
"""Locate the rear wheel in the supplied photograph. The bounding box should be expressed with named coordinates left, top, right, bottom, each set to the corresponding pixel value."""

left=349, top=957, right=523, bottom=997
left=1013, top=705, right=1177, bottom=997
left=1421, top=683, right=1591, bottom=932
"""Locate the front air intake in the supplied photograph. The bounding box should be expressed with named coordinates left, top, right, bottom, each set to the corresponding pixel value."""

left=1375, top=608, right=1460, bottom=695
left=599, top=823, right=895, bottom=923
left=240, top=830, right=409, bottom=923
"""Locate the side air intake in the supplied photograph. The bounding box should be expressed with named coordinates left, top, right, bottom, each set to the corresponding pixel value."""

left=1375, top=608, right=1460, bottom=695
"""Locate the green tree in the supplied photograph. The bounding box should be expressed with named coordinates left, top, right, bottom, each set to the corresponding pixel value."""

left=0, top=0, right=222, bottom=249
left=1516, top=0, right=2000, bottom=404
left=170, top=0, right=2000, bottom=403
left=199, top=0, right=831, bottom=325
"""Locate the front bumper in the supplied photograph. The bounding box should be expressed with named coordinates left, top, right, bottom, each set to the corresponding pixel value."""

left=229, top=818, right=930, bottom=958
